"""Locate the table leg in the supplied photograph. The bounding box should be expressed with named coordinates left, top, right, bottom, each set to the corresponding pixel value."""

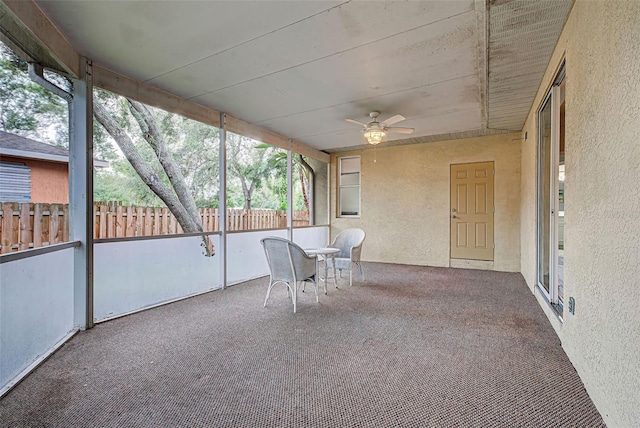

left=322, top=256, right=328, bottom=294
left=331, top=255, right=338, bottom=288
left=315, top=257, right=321, bottom=294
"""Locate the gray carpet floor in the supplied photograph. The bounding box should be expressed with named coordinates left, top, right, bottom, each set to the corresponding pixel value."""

left=1, top=263, right=604, bottom=427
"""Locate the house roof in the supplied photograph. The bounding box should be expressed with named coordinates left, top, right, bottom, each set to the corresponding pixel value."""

left=0, top=130, right=109, bottom=167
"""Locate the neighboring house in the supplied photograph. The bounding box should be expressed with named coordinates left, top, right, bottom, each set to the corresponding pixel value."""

left=0, top=130, right=108, bottom=203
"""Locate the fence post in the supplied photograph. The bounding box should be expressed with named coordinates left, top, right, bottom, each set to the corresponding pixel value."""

left=153, top=207, right=161, bottom=235
left=1, top=202, right=15, bottom=254
left=99, top=203, right=107, bottom=239
left=115, top=205, right=123, bottom=238
left=93, top=203, right=98, bottom=239
left=144, top=207, right=152, bottom=235
left=135, top=207, right=143, bottom=237
left=125, top=206, right=135, bottom=237
left=42, top=203, right=51, bottom=245
left=63, top=204, right=70, bottom=242
left=34, top=203, right=43, bottom=248
left=50, top=203, right=61, bottom=244
left=19, top=203, right=32, bottom=251
left=161, top=208, right=169, bottom=235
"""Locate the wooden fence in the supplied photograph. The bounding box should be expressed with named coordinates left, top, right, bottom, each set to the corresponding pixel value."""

left=0, top=202, right=310, bottom=253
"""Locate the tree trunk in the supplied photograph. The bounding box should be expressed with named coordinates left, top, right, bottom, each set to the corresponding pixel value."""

left=298, top=154, right=313, bottom=216
left=241, top=178, right=254, bottom=211
left=93, top=97, right=200, bottom=234
left=298, top=168, right=309, bottom=213
left=128, top=100, right=202, bottom=228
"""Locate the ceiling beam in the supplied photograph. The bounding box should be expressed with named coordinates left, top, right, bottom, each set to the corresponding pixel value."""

left=1, top=0, right=79, bottom=77
left=93, top=66, right=222, bottom=129
left=474, top=0, right=489, bottom=131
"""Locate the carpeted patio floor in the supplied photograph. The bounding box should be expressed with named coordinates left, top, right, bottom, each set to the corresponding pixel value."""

left=0, top=263, right=604, bottom=427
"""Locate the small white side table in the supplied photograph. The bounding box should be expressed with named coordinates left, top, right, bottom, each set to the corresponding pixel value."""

left=304, top=247, right=340, bottom=294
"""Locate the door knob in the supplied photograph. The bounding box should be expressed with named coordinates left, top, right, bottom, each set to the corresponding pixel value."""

left=452, top=215, right=457, bottom=219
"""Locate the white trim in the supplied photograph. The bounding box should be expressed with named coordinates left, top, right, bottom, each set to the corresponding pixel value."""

left=0, top=241, right=80, bottom=264
left=0, top=329, right=79, bottom=398
left=95, top=286, right=223, bottom=324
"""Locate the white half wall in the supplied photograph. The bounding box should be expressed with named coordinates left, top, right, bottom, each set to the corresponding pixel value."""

left=292, top=226, right=329, bottom=250
left=227, top=229, right=287, bottom=285
left=94, top=234, right=221, bottom=322
left=1, top=248, right=75, bottom=393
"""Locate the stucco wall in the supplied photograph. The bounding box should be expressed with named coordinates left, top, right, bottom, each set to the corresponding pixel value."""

left=2, top=155, right=69, bottom=203
left=520, top=0, right=640, bottom=425
left=331, top=133, right=521, bottom=272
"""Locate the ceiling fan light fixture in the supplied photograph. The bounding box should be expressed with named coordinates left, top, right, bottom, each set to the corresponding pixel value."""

left=364, top=129, right=385, bottom=145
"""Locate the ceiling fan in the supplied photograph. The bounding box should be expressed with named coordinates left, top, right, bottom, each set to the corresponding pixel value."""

left=344, top=111, right=415, bottom=145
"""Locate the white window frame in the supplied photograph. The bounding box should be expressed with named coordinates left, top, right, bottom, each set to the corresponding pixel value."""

left=338, top=156, right=361, bottom=218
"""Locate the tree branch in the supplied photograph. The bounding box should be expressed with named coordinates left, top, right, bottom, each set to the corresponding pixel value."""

left=127, top=100, right=202, bottom=228
left=93, top=96, right=200, bottom=233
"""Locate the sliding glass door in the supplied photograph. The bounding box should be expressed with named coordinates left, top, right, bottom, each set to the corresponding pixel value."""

left=537, top=63, right=565, bottom=309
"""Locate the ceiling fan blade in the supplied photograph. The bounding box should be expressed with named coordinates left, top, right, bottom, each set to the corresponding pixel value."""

left=381, top=114, right=405, bottom=126
left=345, top=118, right=367, bottom=126
left=385, top=126, right=415, bottom=134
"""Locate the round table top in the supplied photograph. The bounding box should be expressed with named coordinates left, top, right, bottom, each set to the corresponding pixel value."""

left=304, top=247, right=340, bottom=256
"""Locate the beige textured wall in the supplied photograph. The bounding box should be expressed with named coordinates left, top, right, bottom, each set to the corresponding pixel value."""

left=520, top=1, right=640, bottom=425
left=331, top=133, right=521, bottom=272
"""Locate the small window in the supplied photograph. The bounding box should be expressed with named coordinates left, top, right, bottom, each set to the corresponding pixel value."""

left=338, top=156, right=360, bottom=217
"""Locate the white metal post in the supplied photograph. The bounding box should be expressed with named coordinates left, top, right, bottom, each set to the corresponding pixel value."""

left=219, top=113, right=227, bottom=289
left=287, top=141, right=293, bottom=240
left=326, top=162, right=331, bottom=245
left=70, top=57, right=94, bottom=329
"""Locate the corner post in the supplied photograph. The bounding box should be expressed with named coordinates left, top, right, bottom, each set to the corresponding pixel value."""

left=287, top=141, right=293, bottom=240
left=219, top=112, right=227, bottom=289
left=70, top=57, right=94, bottom=329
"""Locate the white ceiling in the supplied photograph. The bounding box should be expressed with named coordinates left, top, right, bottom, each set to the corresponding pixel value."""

left=34, top=0, right=572, bottom=152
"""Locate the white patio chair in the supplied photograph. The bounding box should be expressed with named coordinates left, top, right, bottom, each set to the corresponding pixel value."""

left=261, top=237, right=318, bottom=313
left=327, top=228, right=366, bottom=286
